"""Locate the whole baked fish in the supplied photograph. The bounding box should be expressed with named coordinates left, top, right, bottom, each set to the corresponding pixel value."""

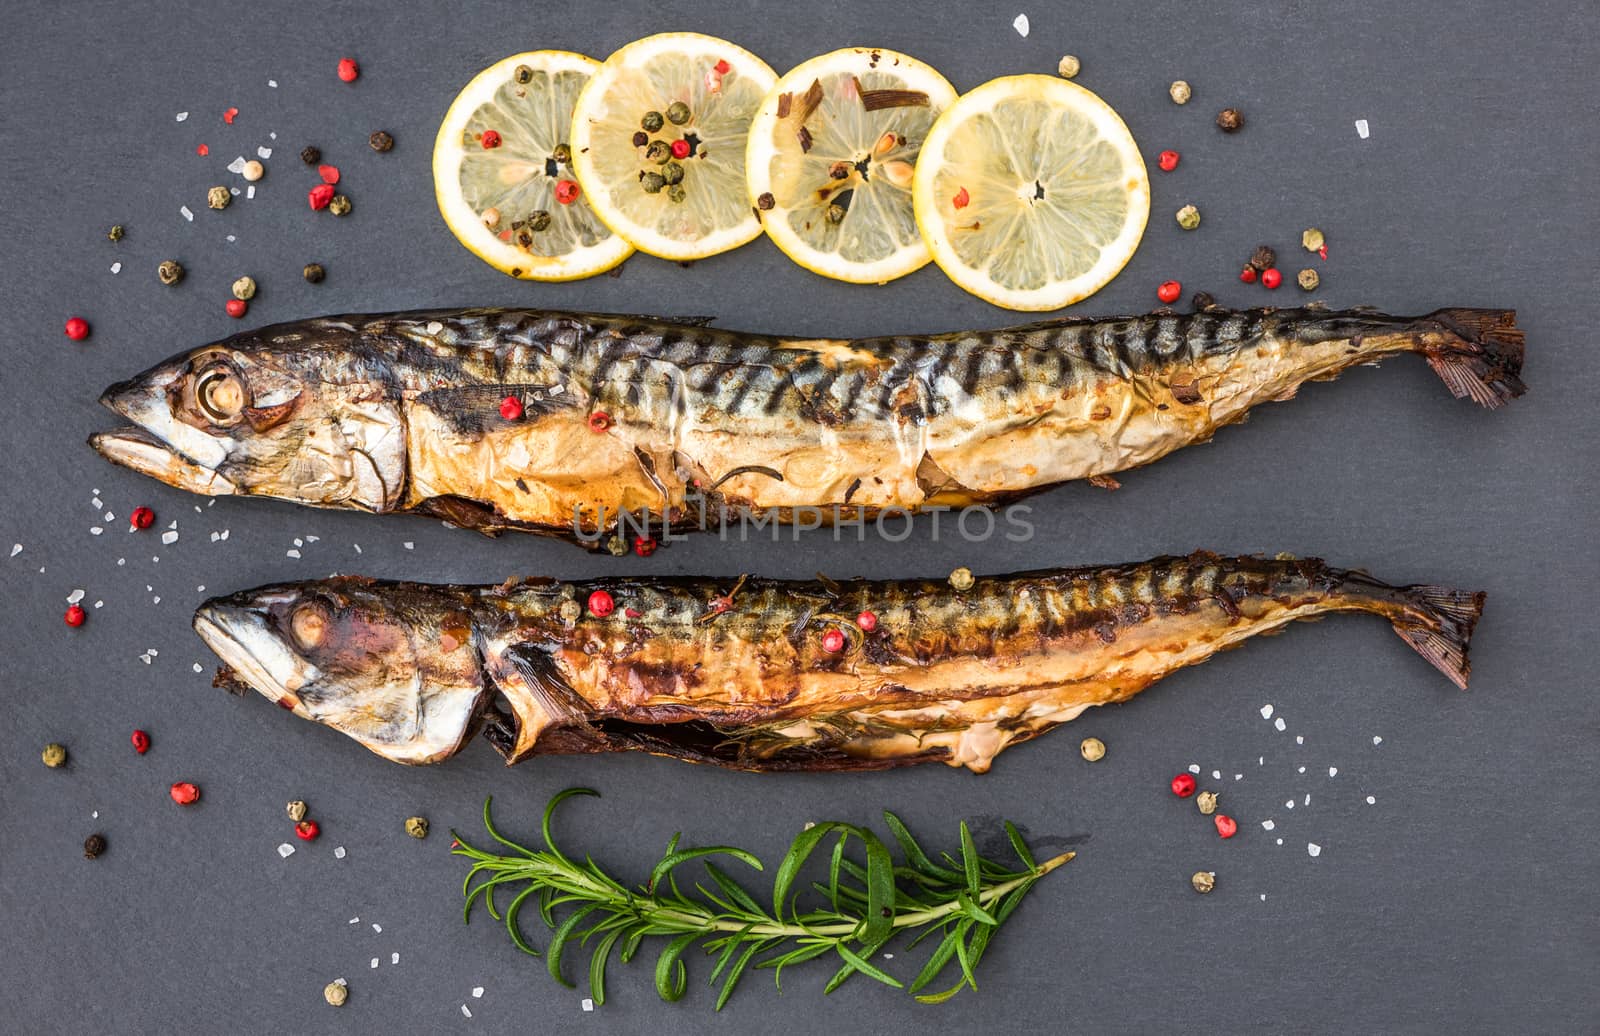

left=193, top=554, right=1483, bottom=772
left=93, top=306, right=1524, bottom=548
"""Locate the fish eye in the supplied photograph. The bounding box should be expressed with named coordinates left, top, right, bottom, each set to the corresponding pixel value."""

left=289, top=600, right=331, bottom=650
left=196, top=366, right=248, bottom=423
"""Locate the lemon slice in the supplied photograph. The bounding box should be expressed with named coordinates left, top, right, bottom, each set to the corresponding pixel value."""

left=746, top=48, right=958, bottom=285
left=570, top=33, right=776, bottom=261
left=433, top=51, right=632, bottom=281
left=912, top=75, right=1149, bottom=311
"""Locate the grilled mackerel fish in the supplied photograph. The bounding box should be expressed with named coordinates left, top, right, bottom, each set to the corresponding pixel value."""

left=193, top=554, right=1484, bottom=773
left=93, top=306, right=1524, bottom=545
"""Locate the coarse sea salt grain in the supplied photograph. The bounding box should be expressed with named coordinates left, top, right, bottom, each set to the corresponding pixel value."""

left=372, top=923, right=382, bottom=933
left=473, top=987, right=484, bottom=998
left=403, top=542, right=415, bottom=550
left=257, top=146, right=272, bottom=159
left=461, top=1005, right=473, bottom=1018
left=246, top=185, right=255, bottom=200
left=162, top=530, right=179, bottom=545
left=334, top=846, right=346, bottom=859
left=226, top=234, right=236, bottom=243
left=180, top=205, right=194, bottom=222
left=1261, top=819, right=1275, bottom=831
left=176, top=111, right=189, bottom=121
left=1187, top=763, right=1200, bottom=774
left=1211, top=770, right=1221, bottom=780
left=1298, top=766, right=1306, bottom=774
left=1366, top=795, right=1376, bottom=805
left=1355, top=119, right=1369, bottom=139
left=286, top=549, right=301, bottom=559
left=193, top=663, right=203, bottom=673
left=1304, top=794, right=1310, bottom=806
left=111, top=262, right=121, bottom=274
left=1296, top=735, right=1304, bottom=745
left=581, top=999, right=594, bottom=1012
left=391, top=953, right=399, bottom=965
left=1329, top=767, right=1338, bottom=777
left=1259, top=704, right=1274, bottom=720
left=1285, top=799, right=1295, bottom=809
left=1373, top=736, right=1383, bottom=746
left=1274, top=717, right=1286, bottom=731
left=350, top=917, right=360, bottom=925
left=91, top=526, right=103, bottom=535
left=370, top=958, right=379, bottom=969
left=67, top=589, right=85, bottom=604
left=9, top=544, right=20, bottom=557
left=268, top=79, right=277, bottom=88
left=1012, top=13, right=1030, bottom=36
left=277, top=843, right=295, bottom=858
left=1308, top=842, right=1322, bottom=857
left=227, top=156, right=248, bottom=174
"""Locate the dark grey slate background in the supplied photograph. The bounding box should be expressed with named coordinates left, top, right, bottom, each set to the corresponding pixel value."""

left=2, top=0, right=1596, bottom=1032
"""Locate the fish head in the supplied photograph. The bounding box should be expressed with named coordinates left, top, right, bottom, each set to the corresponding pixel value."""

left=91, top=326, right=406, bottom=511
left=193, top=578, right=486, bottom=764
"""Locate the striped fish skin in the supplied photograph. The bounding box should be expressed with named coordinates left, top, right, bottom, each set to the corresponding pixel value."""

left=193, top=554, right=1485, bottom=773
left=93, top=306, right=1525, bottom=544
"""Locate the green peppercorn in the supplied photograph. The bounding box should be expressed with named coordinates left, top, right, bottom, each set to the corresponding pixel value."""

left=287, top=800, right=309, bottom=822
left=528, top=210, right=552, bottom=232
left=1079, top=737, right=1106, bottom=761
left=42, top=743, right=67, bottom=768
left=302, top=263, right=325, bottom=284
left=662, top=161, right=684, bottom=185
left=301, top=146, right=321, bottom=165
left=666, top=183, right=686, bottom=204
left=405, top=816, right=429, bottom=839
left=1169, top=80, right=1192, bottom=105
left=1297, top=268, right=1320, bottom=291
left=231, top=276, right=257, bottom=301
left=1191, top=870, right=1215, bottom=894
left=948, top=567, right=974, bottom=591
left=84, top=834, right=107, bottom=859
left=328, top=194, right=352, bottom=217
left=552, top=143, right=571, bottom=165
left=1196, top=790, right=1219, bottom=815
left=1302, top=227, right=1326, bottom=252
left=369, top=130, right=394, bottom=153
left=825, top=203, right=845, bottom=225
left=645, top=140, right=671, bottom=165
left=1175, top=204, right=1201, bottom=231
left=640, top=172, right=667, bottom=195
left=641, top=110, right=665, bottom=132
left=514, top=64, right=534, bottom=85
left=108, top=224, right=124, bottom=243
left=158, top=259, right=184, bottom=286
left=207, top=186, right=232, bottom=211
left=665, top=101, right=690, bottom=125
left=558, top=599, right=582, bottom=623
left=606, top=534, right=629, bottom=557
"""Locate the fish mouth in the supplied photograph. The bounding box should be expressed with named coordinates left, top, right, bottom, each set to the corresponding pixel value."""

left=193, top=602, right=316, bottom=711
left=90, top=426, right=239, bottom=495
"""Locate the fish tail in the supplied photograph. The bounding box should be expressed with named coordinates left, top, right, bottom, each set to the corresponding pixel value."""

left=1417, top=308, right=1526, bottom=409
left=1386, top=583, right=1486, bottom=689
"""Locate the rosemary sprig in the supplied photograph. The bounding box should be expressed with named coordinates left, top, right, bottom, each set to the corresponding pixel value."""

left=452, top=789, right=1073, bottom=1009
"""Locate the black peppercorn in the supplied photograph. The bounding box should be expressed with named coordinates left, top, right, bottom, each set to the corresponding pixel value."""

left=84, top=834, right=107, bottom=859
left=1191, top=290, right=1216, bottom=311
left=369, top=131, right=394, bottom=153
left=631, top=131, right=648, bottom=148
left=756, top=192, right=775, bottom=211
left=514, top=64, right=534, bottom=84
left=828, top=161, right=850, bottom=180
left=1249, top=245, right=1276, bottom=271
left=303, top=263, right=326, bottom=283
left=552, top=143, right=571, bottom=165
left=1216, top=108, right=1244, bottom=133
left=301, top=146, right=322, bottom=165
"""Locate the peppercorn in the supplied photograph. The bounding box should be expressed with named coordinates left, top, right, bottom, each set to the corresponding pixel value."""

left=553, top=143, right=572, bottom=165
left=756, top=192, right=775, bottom=211
left=1157, top=280, right=1182, bottom=304
left=828, top=161, right=850, bottom=180
left=1239, top=266, right=1257, bottom=284
left=64, top=317, right=90, bottom=341
left=309, top=183, right=335, bottom=210
left=337, top=57, right=359, bottom=83
left=856, top=610, right=878, bottom=632
left=1261, top=268, right=1283, bottom=290
left=1057, top=54, right=1081, bottom=79
left=1214, top=814, right=1238, bottom=838
left=665, top=101, right=690, bottom=125
left=1157, top=149, right=1180, bottom=172
left=1302, top=227, right=1325, bottom=252
left=1191, top=290, right=1216, bottom=310
left=225, top=298, right=248, bottom=319
left=481, top=130, right=502, bottom=149
left=64, top=604, right=86, bottom=626
left=825, top=203, right=845, bottom=225
left=328, top=194, right=352, bottom=217
left=1216, top=108, right=1244, bottom=132
left=633, top=536, right=658, bottom=557
left=948, top=567, right=974, bottom=591
left=527, top=210, right=551, bottom=232
left=295, top=819, right=320, bottom=841
left=514, top=64, right=534, bottom=85
left=42, top=743, right=68, bottom=768
left=170, top=781, right=201, bottom=805
left=1196, top=790, right=1219, bottom=815
left=554, top=180, right=581, bottom=205
left=499, top=395, right=524, bottom=421
left=640, top=172, right=666, bottom=194
left=301, top=146, right=322, bottom=165
left=821, top=628, right=846, bottom=653
left=302, top=263, right=325, bottom=284
left=242, top=160, right=265, bottom=182
left=1169, top=80, right=1191, bottom=105
left=588, top=590, right=616, bottom=617
left=1079, top=736, right=1106, bottom=761
left=155, top=260, right=183, bottom=287
left=131, top=729, right=151, bottom=753
left=606, top=534, right=628, bottom=556
left=662, top=162, right=684, bottom=186
left=1175, top=204, right=1201, bottom=231
left=231, top=276, right=257, bottom=301
left=1170, top=773, right=1196, bottom=797
left=645, top=140, right=671, bottom=165
left=1249, top=245, right=1276, bottom=271
left=405, top=816, right=429, bottom=839
left=669, top=139, right=690, bottom=160
left=632, top=130, right=649, bottom=148
left=1191, top=870, right=1215, bottom=894
left=287, top=799, right=308, bottom=822
left=641, top=110, right=665, bottom=132
left=1297, top=268, right=1320, bottom=291
left=666, top=184, right=686, bottom=204
left=558, top=599, right=581, bottom=623
left=207, top=186, right=232, bottom=210
left=324, top=981, right=348, bottom=1007
left=84, top=834, right=107, bottom=859
left=369, top=130, right=394, bottom=152
left=108, top=224, right=124, bottom=242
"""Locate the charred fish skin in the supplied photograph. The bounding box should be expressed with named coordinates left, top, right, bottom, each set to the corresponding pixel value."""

left=94, top=306, right=1524, bottom=545
left=192, top=554, right=1485, bottom=774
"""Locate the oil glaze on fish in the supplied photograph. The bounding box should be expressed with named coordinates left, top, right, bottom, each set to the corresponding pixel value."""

left=93, top=306, right=1525, bottom=547
left=194, top=553, right=1484, bottom=772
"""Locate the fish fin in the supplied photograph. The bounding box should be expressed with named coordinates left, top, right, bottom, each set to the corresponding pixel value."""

left=1390, top=585, right=1486, bottom=690
left=499, top=643, right=589, bottom=725
left=1419, top=309, right=1526, bottom=409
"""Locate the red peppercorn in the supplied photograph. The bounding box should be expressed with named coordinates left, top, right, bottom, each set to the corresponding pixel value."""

left=318, top=164, right=341, bottom=185
left=169, top=781, right=201, bottom=805
left=309, top=183, right=335, bottom=210
left=1157, top=149, right=1180, bottom=172
left=555, top=179, right=582, bottom=205
left=588, top=411, right=611, bottom=433
left=670, top=139, right=690, bottom=160
left=129, top=506, right=156, bottom=530
left=223, top=106, right=239, bottom=125
left=295, top=819, right=321, bottom=841
left=1157, top=280, right=1181, bottom=304
left=633, top=537, right=658, bottom=557
left=1214, top=814, right=1238, bottom=839
left=131, top=729, right=150, bottom=754
left=714, top=58, right=731, bottom=75
left=64, top=317, right=90, bottom=341
left=225, top=298, right=248, bottom=319
left=856, top=610, right=878, bottom=632
left=707, top=597, right=731, bottom=615
left=196, top=143, right=209, bottom=156
left=821, top=628, right=846, bottom=653
left=1261, top=268, right=1283, bottom=289
left=1170, top=773, right=1197, bottom=798
left=481, top=130, right=502, bottom=149
left=64, top=604, right=86, bottom=627
left=952, top=186, right=970, bottom=209
left=587, top=590, right=615, bottom=617
left=1318, top=243, right=1328, bottom=261
left=337, top=58, right=359, bottom=83
left=1239, top=266, right=1257, bottom=284
left=499, top=395, right=524, bottom=421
